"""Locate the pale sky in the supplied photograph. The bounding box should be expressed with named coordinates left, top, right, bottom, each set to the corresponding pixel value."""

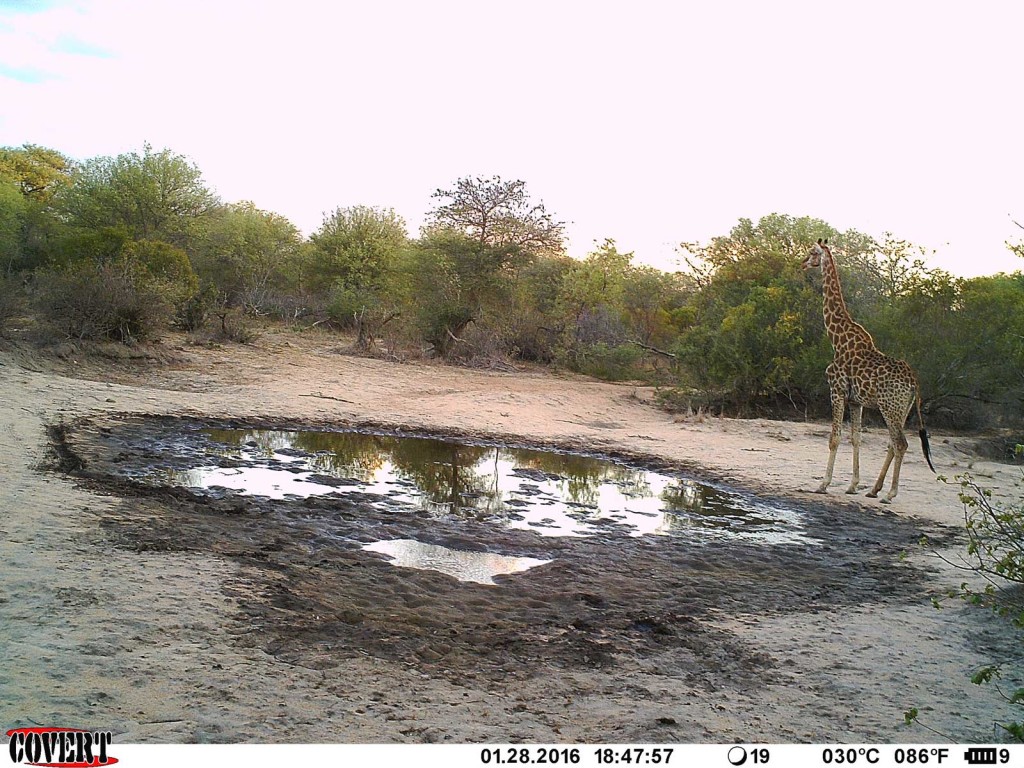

left=1, top=0, right=1021, bottom=277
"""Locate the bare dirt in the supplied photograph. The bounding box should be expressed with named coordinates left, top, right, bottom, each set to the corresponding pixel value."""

left=1, top=328, right=1021, bottom=743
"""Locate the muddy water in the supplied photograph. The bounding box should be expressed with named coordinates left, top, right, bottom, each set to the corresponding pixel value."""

left=125, top=426, right=815, bottom=544
left=98, top=423, right=820, bottom=582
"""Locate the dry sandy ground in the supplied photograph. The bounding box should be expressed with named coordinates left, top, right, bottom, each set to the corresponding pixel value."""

left=1, top=327, right=1021, bottom=744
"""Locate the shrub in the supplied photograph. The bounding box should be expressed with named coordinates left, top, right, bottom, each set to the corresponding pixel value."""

left=326, top=284, right=367, bottom=329
left=569, top=342, right=643, bottom=381
left=211, top=306, right=259, bottom=344
left=34, top=259, right=173, bottom=343
left=509, top=317, right=559, bottom=363
left=0, top=274, right=22, bottom=335
left=124, top=240, right=200, bottom=324
left=420, top=304, right=475, bottom=359
left=174, top=284, right=215, bottom=332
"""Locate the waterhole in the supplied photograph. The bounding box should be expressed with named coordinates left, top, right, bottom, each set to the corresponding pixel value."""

left=124, top=426, right=812, bottom=547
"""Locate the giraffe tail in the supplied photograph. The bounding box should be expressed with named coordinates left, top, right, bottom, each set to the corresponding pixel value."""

left=916, top=393, right=936, bottom=473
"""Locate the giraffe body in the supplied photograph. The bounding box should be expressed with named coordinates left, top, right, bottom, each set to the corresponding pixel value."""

left=804, top=239, right=934, bottom=502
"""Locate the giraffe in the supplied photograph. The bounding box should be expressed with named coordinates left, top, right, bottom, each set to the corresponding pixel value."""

left=802, top=238, right=935, bottom=502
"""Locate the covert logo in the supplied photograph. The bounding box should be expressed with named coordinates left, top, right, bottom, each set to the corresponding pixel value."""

left=6, top=728, right=116, bottom=767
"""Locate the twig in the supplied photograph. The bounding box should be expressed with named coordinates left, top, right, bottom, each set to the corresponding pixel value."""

left=446, top=326, right=475, bottom=348
left=299, top=392, right=353, bottom=403
left=139, top=719, right=186, bottom=726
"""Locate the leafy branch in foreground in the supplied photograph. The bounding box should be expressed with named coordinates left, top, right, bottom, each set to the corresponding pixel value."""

left=945, top=453, right=1024, bottom=627
left=919, top=447, right=1024, bottom=741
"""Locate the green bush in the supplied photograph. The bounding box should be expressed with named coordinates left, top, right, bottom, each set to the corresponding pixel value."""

left=326, top=284, right=369, bottom=329
left=420, top=304, right=475, bottom=358
left=570, top=342, right=643, bottom=381
left=174, top=284, right=216, bottom=332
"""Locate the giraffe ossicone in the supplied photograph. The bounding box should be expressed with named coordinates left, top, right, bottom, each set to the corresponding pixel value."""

left=804, top=238, right=935, bottom=502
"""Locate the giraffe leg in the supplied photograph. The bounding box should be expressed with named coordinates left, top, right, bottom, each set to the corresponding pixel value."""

left=866, top=445, right=894, bottom=499
left=846, top=403, right=862, bottom=494
left=816, top=392, right=845, bottom=494
left=882, top=419, right=910, bottom=502
left=868, top=411, right=910, bottom=502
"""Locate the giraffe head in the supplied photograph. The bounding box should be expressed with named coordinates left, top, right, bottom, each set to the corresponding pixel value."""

left=802, top=238, right=829, bottom=271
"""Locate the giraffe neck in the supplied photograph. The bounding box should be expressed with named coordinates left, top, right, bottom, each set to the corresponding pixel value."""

left=819, top=248, right=857, bottom=352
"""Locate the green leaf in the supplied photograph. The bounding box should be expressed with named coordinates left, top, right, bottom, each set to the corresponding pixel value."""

left=972, top=666, right=999, bottom=685
left=999, top=721, right=1024, bottom=742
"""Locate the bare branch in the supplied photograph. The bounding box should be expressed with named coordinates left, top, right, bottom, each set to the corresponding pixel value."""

left=628, top=339, right=677, bottom=359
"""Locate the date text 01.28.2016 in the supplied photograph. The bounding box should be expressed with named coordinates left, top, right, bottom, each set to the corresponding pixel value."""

left=478, top=748, right=675, bottom=765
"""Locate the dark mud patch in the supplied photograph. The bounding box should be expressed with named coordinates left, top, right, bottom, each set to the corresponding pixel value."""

left=44, top=421, right=87, bottom=473
left=53, top=414, right=952, bottom=693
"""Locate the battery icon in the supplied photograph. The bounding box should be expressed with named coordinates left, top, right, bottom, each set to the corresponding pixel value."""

left=965, top=748, right=998, bottom=765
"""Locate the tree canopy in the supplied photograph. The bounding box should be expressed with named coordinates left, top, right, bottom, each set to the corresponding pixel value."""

left=307, top=205, right=407, bottom=293
left=58, top=143, right=218, bottom=248
left=0, top=140, right=1020, bottom=428
left=427, top=176, right=565, bottom=257
left=0, top=144, right=73, bottom=202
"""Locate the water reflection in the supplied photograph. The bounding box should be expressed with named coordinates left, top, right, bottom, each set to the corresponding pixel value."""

left=158, top=428, right=811, bottom=544
left=363, top=539, right=552, bottom=585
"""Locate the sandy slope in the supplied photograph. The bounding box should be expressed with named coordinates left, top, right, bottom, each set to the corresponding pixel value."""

left=0, top=328, right=1021, bottom=743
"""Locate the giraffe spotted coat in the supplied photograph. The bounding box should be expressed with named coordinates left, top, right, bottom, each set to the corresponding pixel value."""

left=803, top=239, right=934, bottom=502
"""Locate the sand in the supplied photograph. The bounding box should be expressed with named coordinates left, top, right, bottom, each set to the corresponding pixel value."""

left=0, top=327, right=1021, bottom=743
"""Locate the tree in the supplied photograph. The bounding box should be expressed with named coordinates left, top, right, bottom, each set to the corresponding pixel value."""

left=58, top=143, right=218, bottom=249
left=556, top=239, right=632, bottom=349
left=406, top=176, right=567, bottom=359
left=711, top=284, right=817, bottom=409
left=548, top=241, right=688, bottom=380
left=427, top=175, right=565, bottom=256
left=193, top=201, right=301, bottom=311
left=1010, top=218, right=1024, bottom=260
left=0, top=144, right=73, bottom=202
left=622, top=266, right=689, bottom=348
left=674, top=215, right=840, bottom=413
left=0, top=144, right=75, bottom=272
left=0, top=181, right=26, bottom=274
left=403, top=228, right=492, bottom=357
left=836, top=232, right=938, bottom=314
left=504, top=253, right=574, bottom=362
left=306, top=205, right=407, bottom=293
left=124, top=239, right=198, bottom=307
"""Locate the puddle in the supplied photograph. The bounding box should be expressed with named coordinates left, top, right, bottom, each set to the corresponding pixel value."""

left=127, top=426, right=813, bottom=546
left=363, top=539, right=552, bottom=585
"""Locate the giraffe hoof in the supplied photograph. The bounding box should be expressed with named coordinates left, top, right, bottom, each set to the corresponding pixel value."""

left=845, top=486, right=859, bottom=495
left=814, top=486, right=828, bottom=495
left=879, top=497, right=893, bottom=505
left=865, top=491, right=878, bottom=498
